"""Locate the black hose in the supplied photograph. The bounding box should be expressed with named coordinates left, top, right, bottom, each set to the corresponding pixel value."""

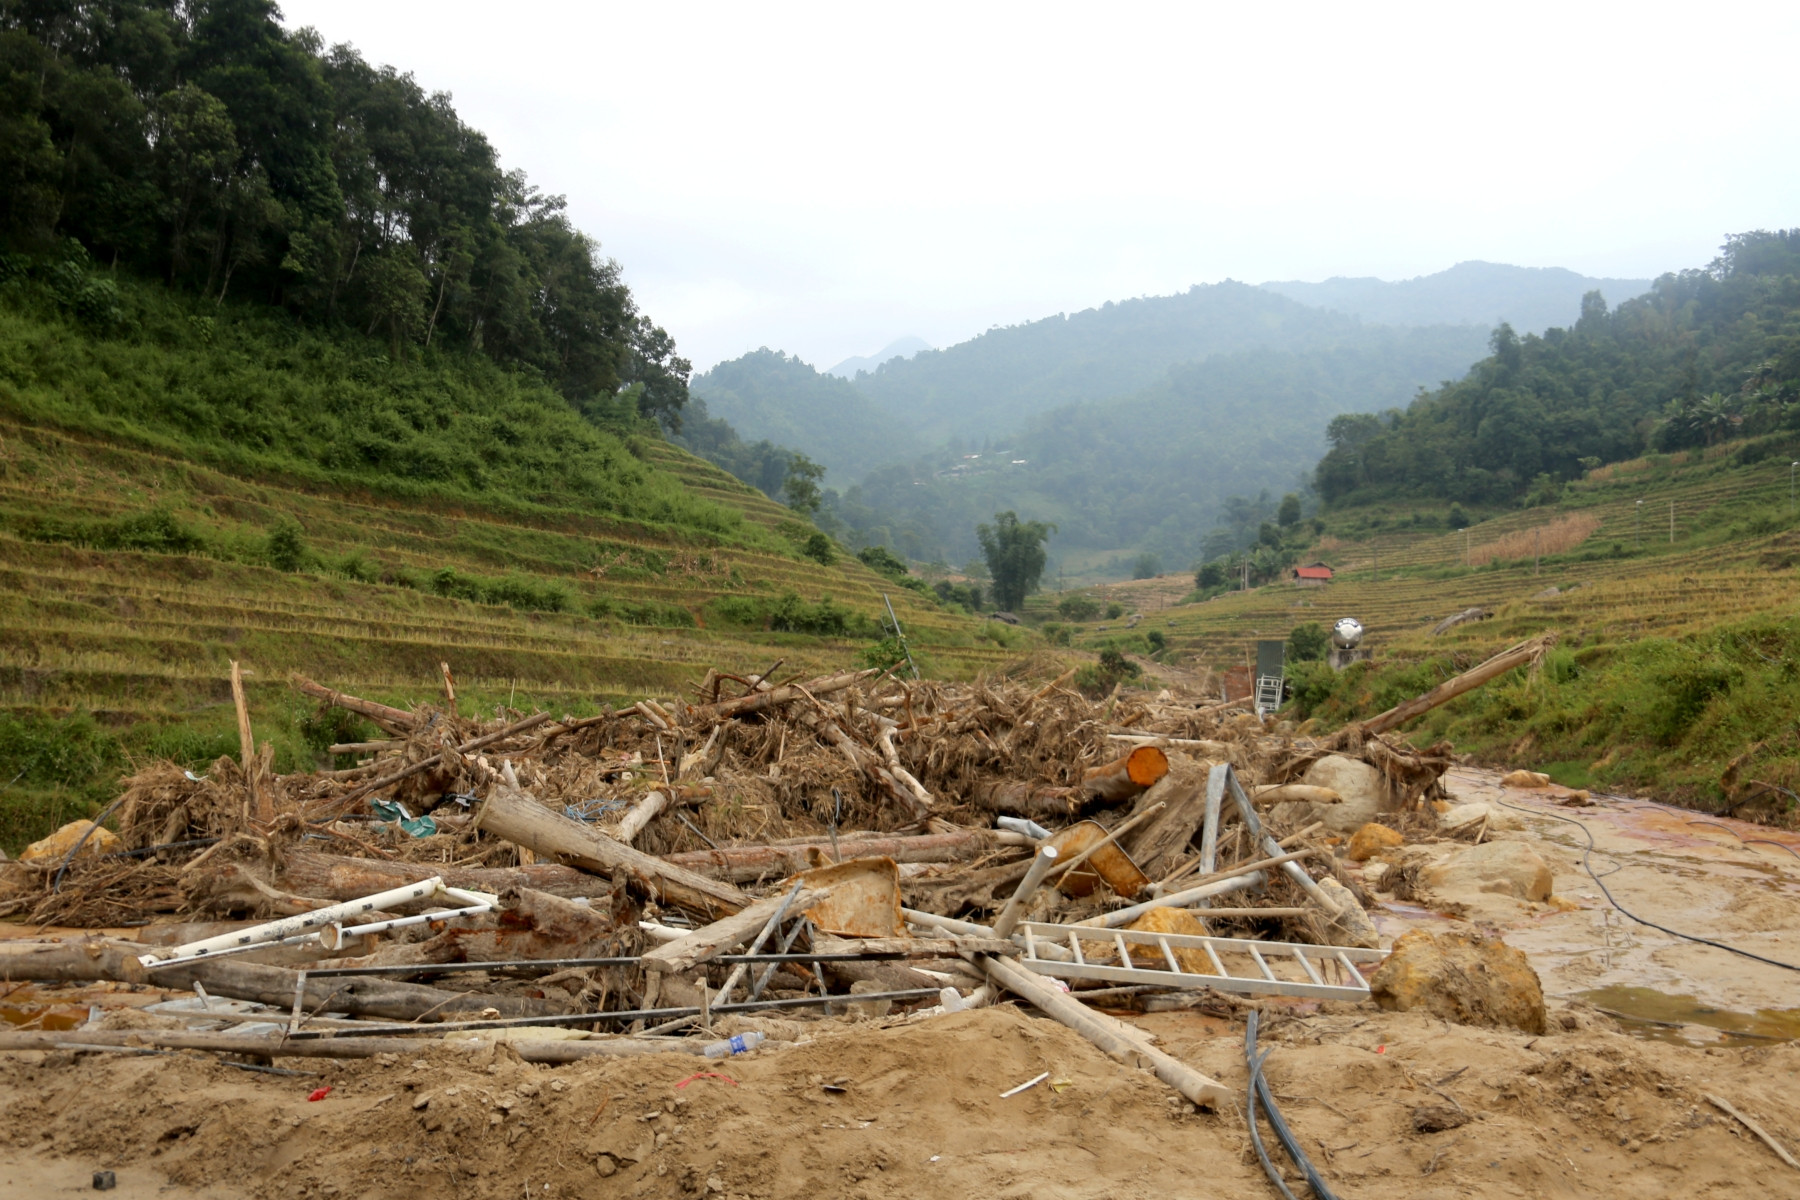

left=1492, top=796, right=1800, bottom=972
left=1245, top=1010, right=1340, bottom=1200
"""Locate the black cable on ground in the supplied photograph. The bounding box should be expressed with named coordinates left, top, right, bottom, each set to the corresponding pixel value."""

left=1491, top=796, right=1800, bottom=973
left=1245, top=1010, right=1339, bottom=1200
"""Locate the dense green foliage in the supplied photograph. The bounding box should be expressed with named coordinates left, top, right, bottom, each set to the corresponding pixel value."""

left=691, top=349, right=921, bottom=484
left=1314, top=232, right=1800, bottom=507
left=1283, top=614, right=1800, bottom=814
left=1261, top=261, right=1651, bottom=335
left=978, top=511, right=1053, bottom=612
left=0, top=0, right=688, bottom=421
left=0, top=271, right=750, bottom=537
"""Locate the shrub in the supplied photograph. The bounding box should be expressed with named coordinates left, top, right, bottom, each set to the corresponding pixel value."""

left=801, top=531, right=836, bottom=565
left=1057, top=595, right=1100, bottom=621
left=1131, top=552, right=1161, bottom=579
left=1286, top=621, right=1328, bottom=662
left=856, top=545, right=910, bottom=578
left=264, top=518, right=308, bottom=571
left=1194, top=560, right=1227, bottom=590
left=1105, top=603, right=1124, bottom=620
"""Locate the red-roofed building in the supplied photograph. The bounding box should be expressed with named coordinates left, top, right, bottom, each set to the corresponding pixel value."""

left=1294, top=563, right=1333, bottom=586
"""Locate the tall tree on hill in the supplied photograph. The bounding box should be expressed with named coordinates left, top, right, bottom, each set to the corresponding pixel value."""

left=978, top=511, right=1054, bottom=612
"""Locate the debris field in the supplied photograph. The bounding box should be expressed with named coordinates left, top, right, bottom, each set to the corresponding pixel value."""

left=0, top=640, right=1796, bottom=1198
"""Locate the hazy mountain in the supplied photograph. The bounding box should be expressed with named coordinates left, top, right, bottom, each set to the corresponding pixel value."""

left=1259, top=261, right=1652, bottom=335
left=826, top=336, right=932, bottom=379
left=691, top=349, right=924, bottom=485
left=850, top=283, right=1397, bottom=447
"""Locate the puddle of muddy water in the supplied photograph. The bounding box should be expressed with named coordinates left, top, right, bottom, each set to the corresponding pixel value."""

left=1579, top=985, right=1800, bottom=1045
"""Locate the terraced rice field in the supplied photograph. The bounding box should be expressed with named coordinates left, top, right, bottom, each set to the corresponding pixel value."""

left=0, top=420, right=1010, bottom=738
left=1059, top=443, right=1800, bottom=677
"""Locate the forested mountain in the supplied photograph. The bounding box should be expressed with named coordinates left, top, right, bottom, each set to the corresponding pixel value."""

left=832, top=326, right=1490, bottom=567
left=851, top=282, right=1388, bottom=447
left=692, top=349, right=923, bottom=483
left=1261, top=262, right=1651, bottom=336
left=826, top=335, right=930, bottom=379
left=0, top=0, right=689, bottom=425
left=1313, top=231, right=1800, bottom=507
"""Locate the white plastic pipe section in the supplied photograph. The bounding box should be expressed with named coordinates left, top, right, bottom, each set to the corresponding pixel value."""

left=137, top=878, right=499, bottom=969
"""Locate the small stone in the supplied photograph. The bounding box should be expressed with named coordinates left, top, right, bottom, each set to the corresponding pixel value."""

left=1347, top=822, right=1404, bottom=861
left=411, top=1095, right=432, bottom=1111
left=1412, top=1104, right=1469, bottom=1133
left=1500, top=769, right=1551, bottom=789
left=706, top=1177, right=725, bottom=1193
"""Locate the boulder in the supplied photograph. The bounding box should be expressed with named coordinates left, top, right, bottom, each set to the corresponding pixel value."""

left=20, top=819, right=122, bottom=863
left=1424, top=841, right=1552, bottom=901
left=1125, top=905, right=1213, bottom=973
left=1437, top=802, right=1522, bottom=832
left=1347, top=822, right=1404, bottom=861
left=1293, top=755, right=1386, bottom=833
left=1369, top=929, right=1547, bottom=1034
left=1500, top=769, right=1551, bottom=788
left=1316, top=876, right=1379, bottom=949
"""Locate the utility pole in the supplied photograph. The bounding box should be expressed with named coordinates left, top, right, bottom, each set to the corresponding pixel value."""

left=1463, top=528, right=1470, bottom=569
left=1792, top=461, right=1798, bottom=512
left=1635, top=500, right=1643, bottom=547
left=1534, top=527, right=1541, bottom=576
left=1669, top=500, right=1674, bottom=544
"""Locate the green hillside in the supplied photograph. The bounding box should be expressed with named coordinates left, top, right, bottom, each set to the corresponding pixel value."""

left=1315, top=231, right=1800, bottom=507
left=691, top=349, right=923, bottom=484
left=1047, top=437, right=1800, bottom=814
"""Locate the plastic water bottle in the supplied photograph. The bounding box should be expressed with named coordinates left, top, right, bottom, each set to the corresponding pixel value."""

left=702, top=1031, right=765, bottom=1058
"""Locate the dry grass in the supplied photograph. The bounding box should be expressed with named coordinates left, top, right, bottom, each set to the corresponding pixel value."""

left=1469, top=513, right=1602, bottom=566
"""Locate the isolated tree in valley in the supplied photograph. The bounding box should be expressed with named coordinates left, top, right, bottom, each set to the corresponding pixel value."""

left=782, top=452, right=825, bottom=516
left=977, top=511, right=1054, bottom=612
left=1277, top=493, right=1302, bottom=528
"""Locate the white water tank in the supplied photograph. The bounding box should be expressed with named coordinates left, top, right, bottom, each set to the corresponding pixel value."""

left=1331, top=618, right=1364, bottom=650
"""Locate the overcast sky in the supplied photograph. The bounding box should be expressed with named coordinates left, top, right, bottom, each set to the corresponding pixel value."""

left=281, top=1, right=1798, bottom=374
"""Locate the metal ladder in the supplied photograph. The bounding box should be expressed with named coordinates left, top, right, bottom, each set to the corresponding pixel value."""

left=1016, top=921, right=1383, bottom=1001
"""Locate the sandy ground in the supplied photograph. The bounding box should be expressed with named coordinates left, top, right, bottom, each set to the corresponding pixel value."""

left=2, top=768, right=1797, bottom=1198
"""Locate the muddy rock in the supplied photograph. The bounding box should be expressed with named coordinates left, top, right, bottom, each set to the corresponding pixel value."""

left=1347, top=822, right=1404, bottom=861
left=1369, top=928, right=1547, bottom=1034
left=20, top=819, right=122, bottom=863
left=1438, top=802, right=1523, bottom=832
left=1126, top=905, right=1213, bottom=972
left=1500, top=769, right=1551, bottom=788
left=1424, top=840, right=1552, bottom=901
left=1316, top=876, right=1380, bottom=949
left=1291, top=755, right=1385, bottom=833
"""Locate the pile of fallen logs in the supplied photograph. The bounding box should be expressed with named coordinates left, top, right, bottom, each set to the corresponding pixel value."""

left=0, top=639, right=1548, bottom=1109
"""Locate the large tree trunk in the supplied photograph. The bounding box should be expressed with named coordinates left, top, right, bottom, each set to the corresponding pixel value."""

left=661, top=831, right=997, bottom=883
left=0, top=940, right=562, bottom=1021
left=475, top=781, right=749, bottom=917
left=275, top=850, right=614, bottom=902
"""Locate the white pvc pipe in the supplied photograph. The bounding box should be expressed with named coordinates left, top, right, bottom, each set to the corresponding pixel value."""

left=320, top=902, right=495, bottom=950
left=1071, top=871, right=1265, bottom=929
left=137, top=877, right=448, bottom=968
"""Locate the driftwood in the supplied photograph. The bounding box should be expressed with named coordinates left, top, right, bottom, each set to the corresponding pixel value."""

left=1342, top=635, right=1553, bottom=741
left=327, top=710, right=556, bottom=813
left=1081, top=746, right=1170, bottom=804
left=1118, top=770, right=1207, bottom=880
left=357, top=887, right=616, bottom=967
left=641, top=888, right=825, bottom=975
left=662, top=831, right=998, bottom=883
left=273, top=850, right=614, bottom=902
left=971, top=951, right=1230, bottom=1108
left=292, top=675, right=418, bottom=731
left=475, top=779, right=749, bottom=916
left=0, top=940, right=561, bottom=1021
left=1248, top=784, right=1342, bottom=807
left=684, top=669, right=876, bottom=724
left=0, top=1029, right=706, bottom=1061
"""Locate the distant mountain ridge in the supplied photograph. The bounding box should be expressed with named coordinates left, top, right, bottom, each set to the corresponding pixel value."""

left=1259, top=261, right=1653, bottom=335
left=826, top=336, right=932, bottom=379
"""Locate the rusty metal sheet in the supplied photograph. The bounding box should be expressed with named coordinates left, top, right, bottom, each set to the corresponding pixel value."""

left=1047, top=820, right=1150, bottom=899
left=790, top=856, right=905, bottom=937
